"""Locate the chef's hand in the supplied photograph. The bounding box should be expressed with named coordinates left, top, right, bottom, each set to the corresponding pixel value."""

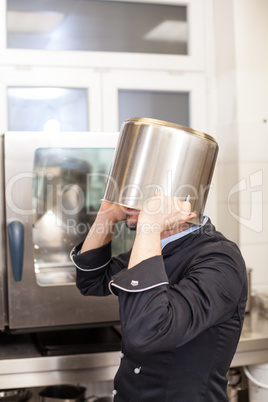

left=137, top=192, right=197, bottom=234
left=99, top=201, right=128, bottom=223
left=81, top=201, right=127, bottom=253
left=128, top=192, right=197, bottom=268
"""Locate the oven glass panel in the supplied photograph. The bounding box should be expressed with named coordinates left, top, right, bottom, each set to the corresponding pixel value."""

left=7, top=87, right=88, bottom=131
left=32, top=147, right=134, bottom=286
left=6, top=0, right=188, bottom=55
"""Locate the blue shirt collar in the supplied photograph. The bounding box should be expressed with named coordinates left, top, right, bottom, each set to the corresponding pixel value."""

left=161, top=216, right=208, bottom=250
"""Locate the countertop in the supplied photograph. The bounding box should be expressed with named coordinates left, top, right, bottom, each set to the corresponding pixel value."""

left=232, top=303, right=268, bottom=367
left=1, top=305, right=268, bottom=389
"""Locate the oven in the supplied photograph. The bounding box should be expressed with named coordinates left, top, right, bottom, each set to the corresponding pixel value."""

left=1, top=131, right=132, bottom=332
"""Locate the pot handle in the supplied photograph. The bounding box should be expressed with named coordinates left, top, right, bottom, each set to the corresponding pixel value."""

left=8, top=220, right=24, bottom=281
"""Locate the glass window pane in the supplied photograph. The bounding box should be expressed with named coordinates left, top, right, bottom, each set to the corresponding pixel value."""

left=118, top=90, right=189, bottom=128
left=33, top=147, right=134, bottom=286
left=7, top=0, right=188, bottom=55
left=7, top=87, right=88, bottom=131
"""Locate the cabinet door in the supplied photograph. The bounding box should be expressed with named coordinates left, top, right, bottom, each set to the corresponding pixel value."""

left=0, top=66, right=102, bottom=133
left=102, top=70, right=207, bottom=132
left=4, top=0, right=205, bottom=71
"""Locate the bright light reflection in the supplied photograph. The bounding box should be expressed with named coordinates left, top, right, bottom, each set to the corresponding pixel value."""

left=144, top=20, right=187, bottom=43
left=44, top=119, right=61, bottom=132
left=8, top=87, right=67, bottom=100
left=7, top=11, right=65, bottom=34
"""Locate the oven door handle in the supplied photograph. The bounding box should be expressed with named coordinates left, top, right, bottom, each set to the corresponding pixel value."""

left=8, top=220, right=24, bottom=282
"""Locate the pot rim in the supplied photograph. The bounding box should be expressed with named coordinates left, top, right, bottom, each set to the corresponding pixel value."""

left=124, top=117, right=218, bottom=144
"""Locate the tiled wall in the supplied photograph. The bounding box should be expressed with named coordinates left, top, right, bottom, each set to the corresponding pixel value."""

left=238, top=125, right=268, bottom=291
left=214, top=0, right=268, bottom=291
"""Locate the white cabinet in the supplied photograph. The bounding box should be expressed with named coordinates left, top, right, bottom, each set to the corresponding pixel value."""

left=0, top=0, right=208, bottom=134
left=0, top=67, right=102, bottom=132
left=102, top=70, right=207, bottom=132
left=2, top=0, right=205, bottom=72
left=0, top=67, right=207, bottom=134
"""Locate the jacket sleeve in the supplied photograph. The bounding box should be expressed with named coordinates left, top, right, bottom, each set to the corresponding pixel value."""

left=110, top=242, right=247, bottom=354
left=70, top=241, right=130, bottom=296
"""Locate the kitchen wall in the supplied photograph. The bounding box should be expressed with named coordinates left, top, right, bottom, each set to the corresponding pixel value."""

left=0, top=0, right=267, bottom=291
left=213, top=0, right=268, bottom=291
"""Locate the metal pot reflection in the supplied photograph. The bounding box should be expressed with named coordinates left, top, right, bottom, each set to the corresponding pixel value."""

left=103, top=117, right=218, bottom=224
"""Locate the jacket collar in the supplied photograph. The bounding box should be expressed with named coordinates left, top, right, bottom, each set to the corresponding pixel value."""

left=161, top=216, right=209, bottom=251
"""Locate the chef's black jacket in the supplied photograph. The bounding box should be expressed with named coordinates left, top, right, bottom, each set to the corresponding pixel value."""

left=71, top=218, right=247, bottom=402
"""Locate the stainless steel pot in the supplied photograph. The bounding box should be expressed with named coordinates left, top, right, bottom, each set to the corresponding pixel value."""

left=39, top=385, right=86, bottom=402
left=0, top=389, right=31, bottom=402
left=103, top=117, right=218, bottom=223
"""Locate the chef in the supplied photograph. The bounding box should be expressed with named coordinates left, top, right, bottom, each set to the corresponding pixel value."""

left=71, top=191, right=247, bottom=402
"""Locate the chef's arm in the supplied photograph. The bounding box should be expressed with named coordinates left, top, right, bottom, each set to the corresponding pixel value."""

left=81, top=201, right=127, bottom=253
left=128, top=193, right=197, bottom=269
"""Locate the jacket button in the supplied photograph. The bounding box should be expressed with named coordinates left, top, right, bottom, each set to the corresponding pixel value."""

left=134, top=367, right=141, bottom=374
left=119, top=352, right=124, bottom=359
left=112, top=389, right=117, bottom=395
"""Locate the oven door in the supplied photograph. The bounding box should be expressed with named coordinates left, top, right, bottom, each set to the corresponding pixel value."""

left=0, top=134, right=7, bottom=330
left=4, top=131, right=129, bottom=331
